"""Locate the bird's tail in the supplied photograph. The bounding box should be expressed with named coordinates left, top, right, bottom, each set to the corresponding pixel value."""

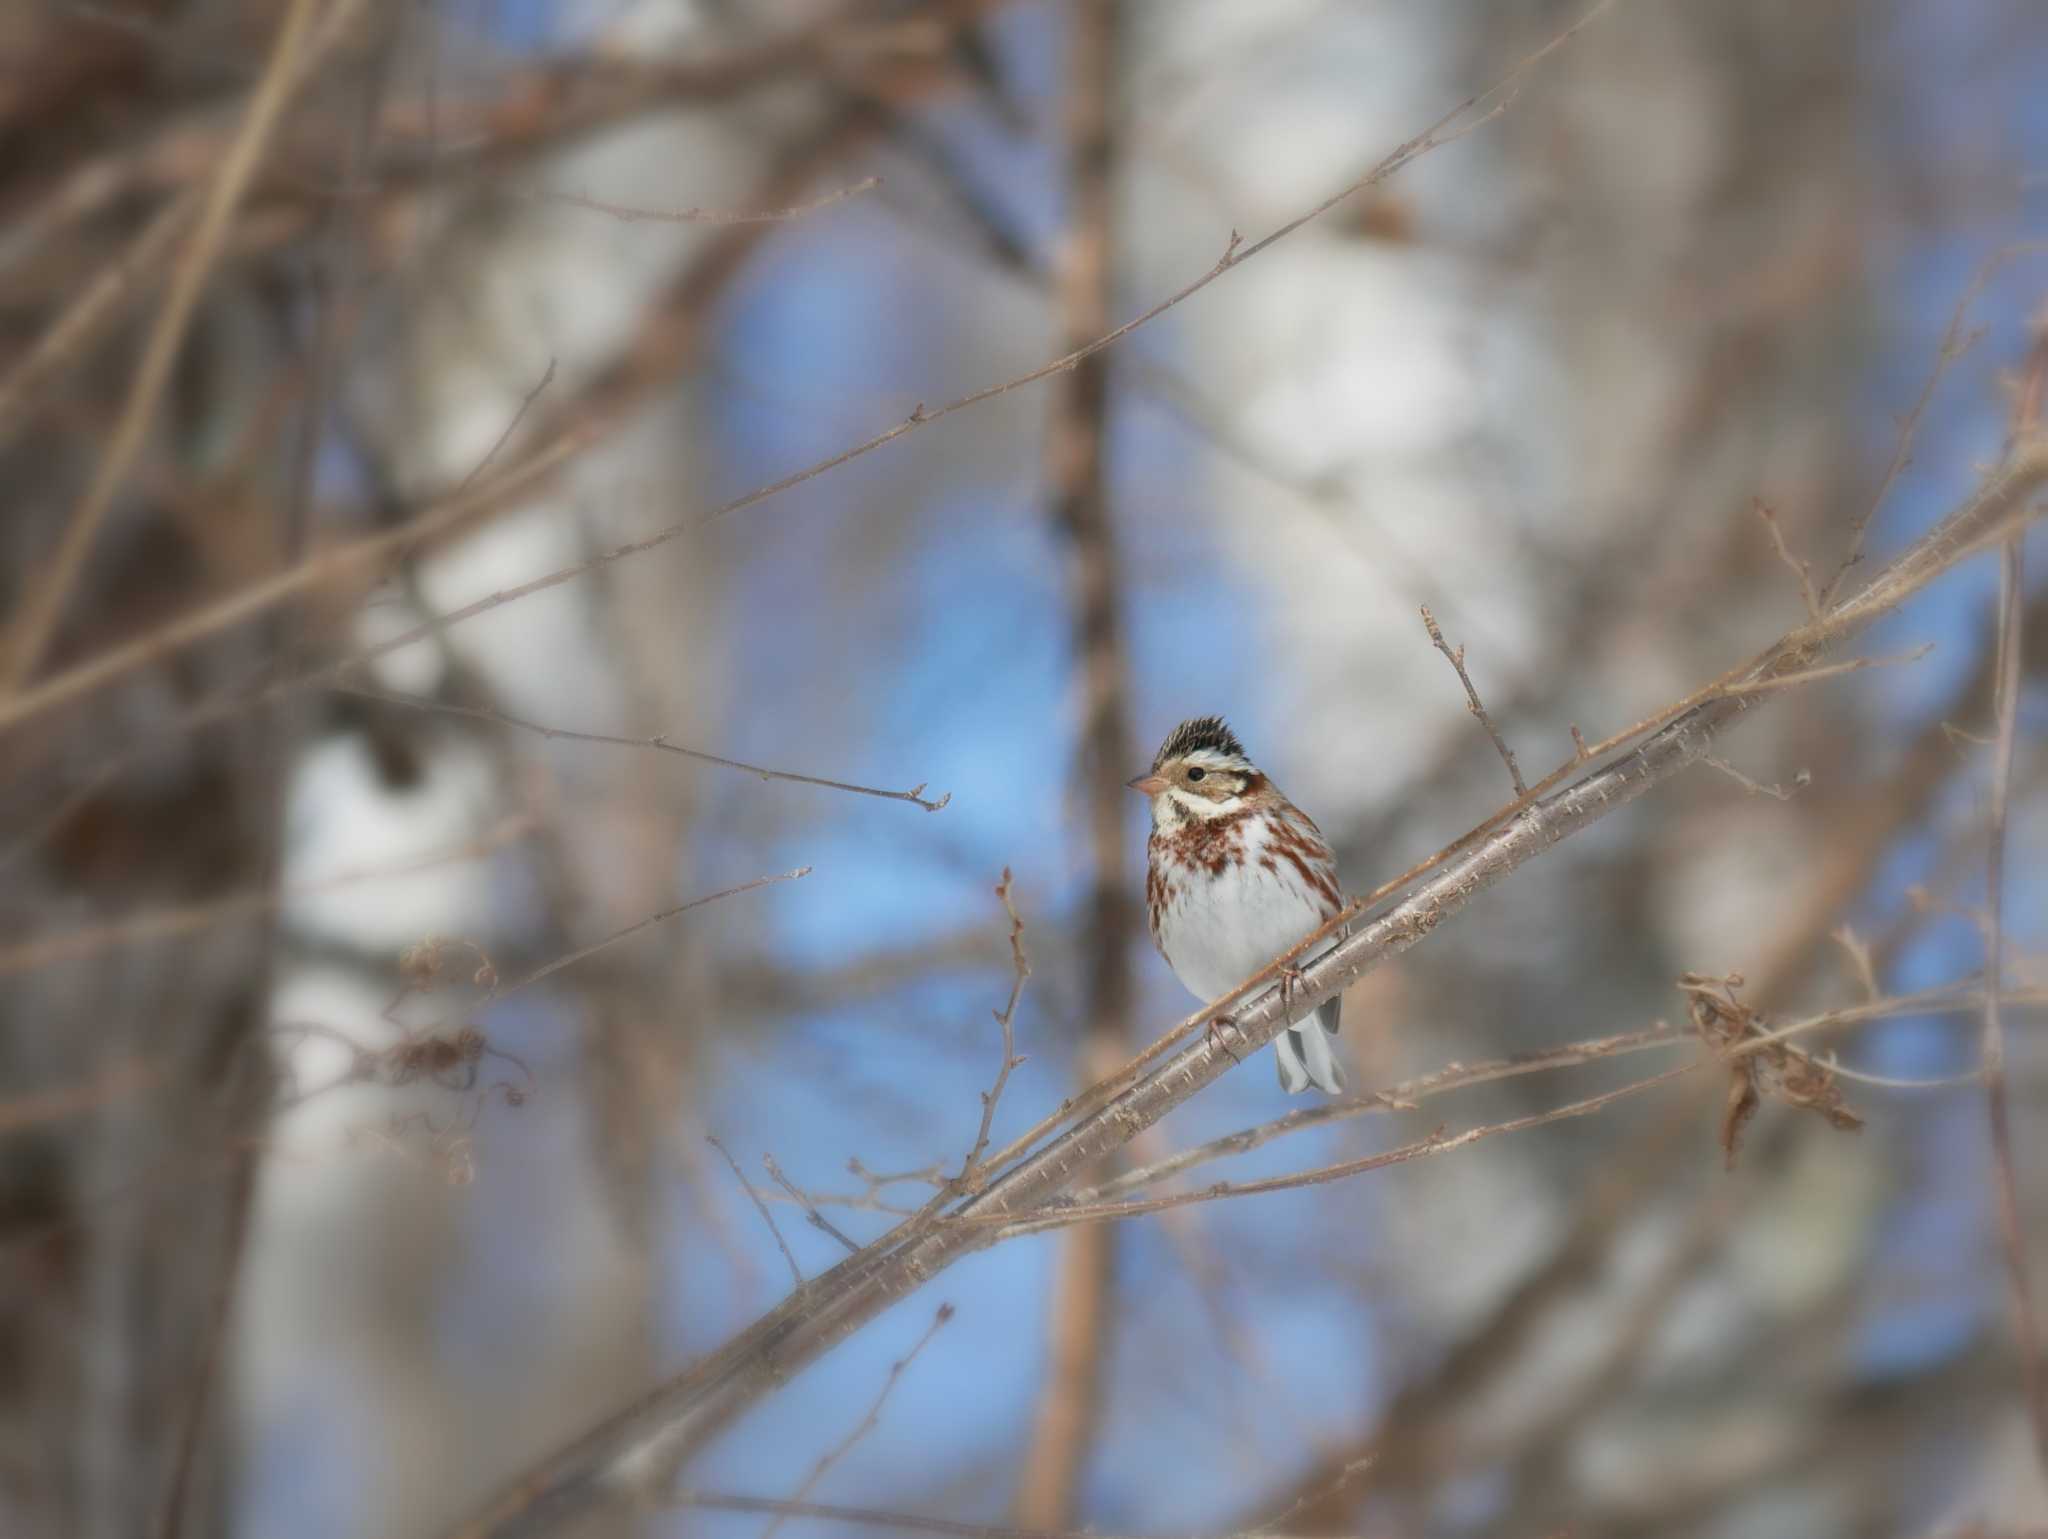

left=1275, top=994, right=1345, bottom=1095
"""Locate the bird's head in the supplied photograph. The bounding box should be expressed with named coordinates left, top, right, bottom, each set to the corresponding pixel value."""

left=1127, top=715, right=1262, bottom=826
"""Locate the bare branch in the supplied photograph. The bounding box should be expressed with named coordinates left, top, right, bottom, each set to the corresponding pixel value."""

left=528, top=175, right=880, bottom=226
left=1753, top=498, right=1821, bottom=619
left=750, top=1302, right=954, bottom=1539
left=1075, top=1025, right=1686, bottom=1204
left=763, top=1155, right=862, bottom=1256
left=1701, top=753, right=1810, bottom=800
left=1818, top=252, right=1998, bottom=606
left=1720, top=643, right=1934, bottom=695
left=338, top=685, right=950, bottom=810
left=708, top=1136, right=802, bottom=1288
left=457, top=358, right=557, bottom=492
left=487, top=868, right=809, bottom=1002
left=954, top=870, right=1031, bottom=1190
left=1420, top=604, right=1527, bottom=796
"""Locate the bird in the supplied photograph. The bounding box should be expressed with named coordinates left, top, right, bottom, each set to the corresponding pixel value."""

left=1128, top=715, right=1348, bottom=1094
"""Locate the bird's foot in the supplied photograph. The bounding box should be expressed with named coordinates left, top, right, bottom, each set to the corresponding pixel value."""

left=1277, top=962, right=1310, bottom=1021
left=1206, top=1015, right=1244, bottom=1063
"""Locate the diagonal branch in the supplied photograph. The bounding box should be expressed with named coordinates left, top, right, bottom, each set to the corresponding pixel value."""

left=1420, top=604, right=1526, bottom=795
left=435, top=424, right=2048, bottom=1539
left=339, top=684, right=951, bottom=810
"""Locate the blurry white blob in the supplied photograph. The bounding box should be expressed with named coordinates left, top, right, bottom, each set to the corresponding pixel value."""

left=283, top=734, right=501, bottom=953
left=410, top=497, right=624, bottom=728
left=353, top=587, right=447, bottom=697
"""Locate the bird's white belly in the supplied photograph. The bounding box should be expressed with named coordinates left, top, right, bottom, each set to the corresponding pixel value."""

left=1158, top=863, right=1332, bottom=1007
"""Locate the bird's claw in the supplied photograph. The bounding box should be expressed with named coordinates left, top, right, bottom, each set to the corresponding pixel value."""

left=1277, top=963, right=1310, bottom=1021
left=1206, top=1015, right=1243, bottom=1063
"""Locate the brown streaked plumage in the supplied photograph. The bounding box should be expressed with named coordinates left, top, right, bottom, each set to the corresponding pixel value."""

left=1128, top=716, right=1348, bottom=1094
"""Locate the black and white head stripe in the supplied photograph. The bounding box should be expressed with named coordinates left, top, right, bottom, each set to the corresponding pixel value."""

left=1152, top=715, right=1246, bottom=770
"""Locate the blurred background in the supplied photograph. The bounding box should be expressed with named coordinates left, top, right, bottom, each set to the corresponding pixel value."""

left=3, top=0, right=2047, bottom=1536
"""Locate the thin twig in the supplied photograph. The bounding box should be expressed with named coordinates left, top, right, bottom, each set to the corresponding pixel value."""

left=1075, top=1025, right=1687, bottom=1204
left=1720, top=644, right=1934, bottom=695
left=1818, top=255, right=1996, bottom=606
left=955, top=870, right=1031, bottom=1189
left=457, top=358, right=557, bottom=492
left=529, top=175, right=880, bottom=225
left=1701, top=754, right=1809, bottom=801
left=708, top=1136, right=802, bottom=1288
left=338, top=684, right=950, bottom=809
left=754, top=1302, right=955, bottom=1539
left=1753, top=499, right=1821, bottom=619
left=763, top=1155, right=862, bottom=1255
left=1420, top=604, right=1526, bottom=795
left=487, top=868, right=809, bottom=1002
left=1832, top=925, right=1883, bottom=1003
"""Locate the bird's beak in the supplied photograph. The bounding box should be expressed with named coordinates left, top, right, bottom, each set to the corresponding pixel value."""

left=1125, top=773, right=1168, bottom=797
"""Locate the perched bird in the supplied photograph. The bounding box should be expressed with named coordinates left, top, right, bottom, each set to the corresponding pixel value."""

left=1128, top=716, right=1348, bottom=1094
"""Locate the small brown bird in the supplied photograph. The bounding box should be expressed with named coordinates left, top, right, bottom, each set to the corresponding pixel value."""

left=1128, top=716, right=1347, bottom=1094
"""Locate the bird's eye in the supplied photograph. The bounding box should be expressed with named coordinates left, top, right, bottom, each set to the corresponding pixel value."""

left=1186, top=767, right=1206, bottom=782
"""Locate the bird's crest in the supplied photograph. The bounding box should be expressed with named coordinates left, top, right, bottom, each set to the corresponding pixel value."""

left=1152, top=715, right=1245, bottom=770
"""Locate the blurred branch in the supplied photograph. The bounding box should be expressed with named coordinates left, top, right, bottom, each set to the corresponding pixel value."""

left=758, top=1303, right=954, bottom=1539
left=438, top=404, right=2048, bottom=1539
left=677, top=1491, right=1143, bottom=1539
left=525, top=175, right=881, bottom=226
left=1818, top=252, right=1998, bottom=607
left=1980, top=317, right=2048, bottom=1476
left=0, top=0, right=1607, bottom=748
left=338, top=684, right=951, bottom=810
left=0, top=816, right=533, bottom=980
left=0, top=0, right=358, bottom=695
left=483, top=868, right=809, bottom=1005
left=1015, top=0, right=1131, bottom=1524
left=0, top=105, right=879, bottom=867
